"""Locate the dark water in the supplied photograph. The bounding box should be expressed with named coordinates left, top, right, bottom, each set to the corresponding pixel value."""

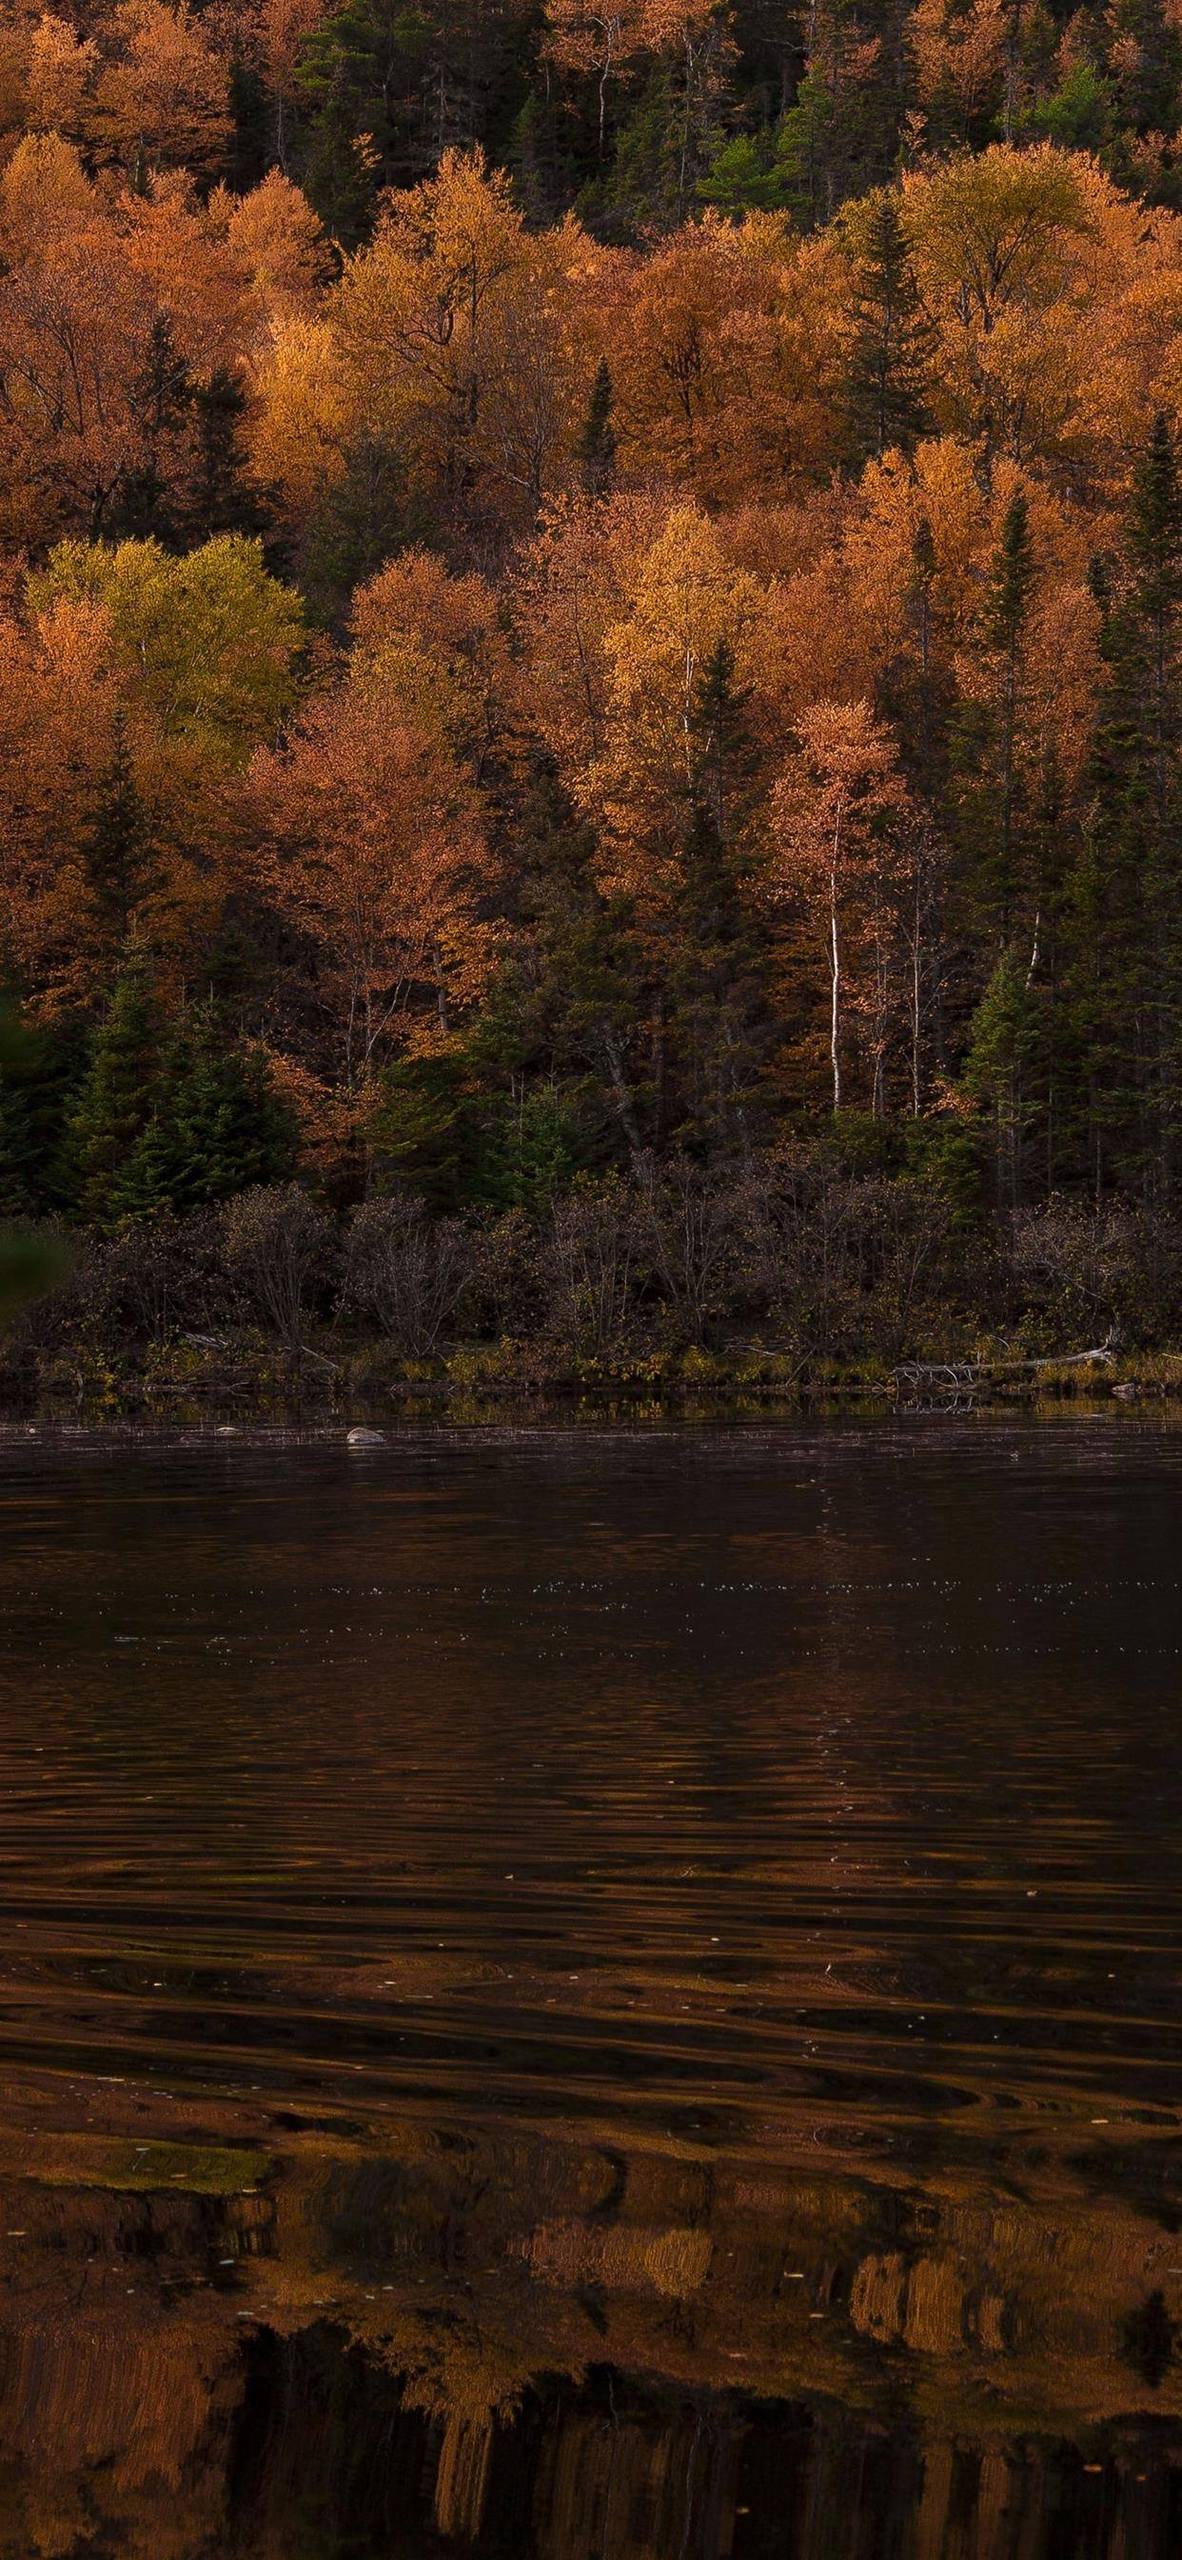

left=0, top=1422, right=1180, bottom=2557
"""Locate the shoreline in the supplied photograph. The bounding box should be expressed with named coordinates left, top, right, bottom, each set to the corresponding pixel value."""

left=2, top=1331, right=1181, bottom=1426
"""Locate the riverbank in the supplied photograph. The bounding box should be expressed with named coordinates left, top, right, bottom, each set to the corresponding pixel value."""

left=3, top=1327, right=1181, bottom=1420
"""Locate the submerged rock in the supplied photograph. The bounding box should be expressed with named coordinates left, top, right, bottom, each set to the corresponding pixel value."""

left=346, top=1426, right=387, bottom=1447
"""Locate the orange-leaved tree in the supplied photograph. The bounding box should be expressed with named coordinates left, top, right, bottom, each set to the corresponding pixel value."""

left=771, top=698, right=915, bottom=1116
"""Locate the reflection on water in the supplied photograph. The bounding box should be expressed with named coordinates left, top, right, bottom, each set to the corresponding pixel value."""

left=0, top=1421, right=1179, bottom=2554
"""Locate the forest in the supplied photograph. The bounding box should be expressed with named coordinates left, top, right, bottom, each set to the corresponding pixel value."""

left=3, top=0, right=1182, bottom=1381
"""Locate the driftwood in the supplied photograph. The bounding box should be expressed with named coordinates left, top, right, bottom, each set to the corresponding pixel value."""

left=892, top=1361, right=978, bottom=1395
left=891, top=1345, right=1117, bottom=1400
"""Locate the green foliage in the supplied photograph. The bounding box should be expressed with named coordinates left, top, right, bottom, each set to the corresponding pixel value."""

left=296, top=0, right=427, bottom=226
left=64, top=968, right=159, bottom=1224
left=962, top=949, right=1043, bottom=1206
left=116, top=1010, right=296, bottom=1217
left=837, top=191, right=935, bottom=470
left=1028, top=59, right=1113, bottom=150
left=698, top=131, right=790, bottom=215
left=0, top=1011, right=89, bottom=1217
left=1076, top=414, right=1182, bottom=1192
left=29, top=537, right=303, bottom=766
left=663, top=640, right=774, bottom=1157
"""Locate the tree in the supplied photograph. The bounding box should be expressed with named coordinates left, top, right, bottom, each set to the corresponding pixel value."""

left=89, top=0, right=231, bottom=178
left=665, top=638, right=773, bottom=1155
left=1077, top=414, right=1182, bottom=1196
left=117, top=1008, right=295, bottom=1214
left=246, top=652, right=495, bottom=1163
left=771, top=699, right=913, bottom=1115
left=81, top=722, right=154, bottom=959
left=30, top=536, right=303, bottom=772
left=838, top=189, right=935, bottom=470
left=979, top=486, right=1037, bottom=941
left=962, top=940, right=1049, bottom=1208
left=577, top=357, right=617, bottom=494
left=64, top=966, right=158, bottom=1221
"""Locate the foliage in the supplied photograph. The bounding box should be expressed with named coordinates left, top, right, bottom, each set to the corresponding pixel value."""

left=0, top=37, right=1179, bottom=1335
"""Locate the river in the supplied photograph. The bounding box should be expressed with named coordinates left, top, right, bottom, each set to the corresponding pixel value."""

left=0, top=1421, right=1179, bottom=2555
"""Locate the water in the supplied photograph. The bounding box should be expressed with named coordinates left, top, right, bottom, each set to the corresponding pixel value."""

left=0, top=1420, right=1179, bottom=2556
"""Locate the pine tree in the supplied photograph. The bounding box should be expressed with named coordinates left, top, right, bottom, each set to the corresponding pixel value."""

left=577, top=360, right=617, bottom=496
left=665, top=640, right=773, bottom=1158
left=1075, top=414, right=1182, bottom=1196
left=189, top=371, right=267, bottom=540
left=116, top=1007, right=295, bottom=1214
left=82, top=724, right=152, bottom=954
left=64, top=969, right=159, bottom=1223
left=300, top=74, right=379, bottom=246
left=838, top=192, right=935, bottom=470
left=0, top=1012, right=88, bottom=1216
left=114, top=316, right=193, bottom=541
left=963, top=947, right=1042, bottom=1209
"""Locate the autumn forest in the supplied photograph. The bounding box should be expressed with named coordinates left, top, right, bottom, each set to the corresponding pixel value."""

left=4, top=0, right=1182, bottom=1377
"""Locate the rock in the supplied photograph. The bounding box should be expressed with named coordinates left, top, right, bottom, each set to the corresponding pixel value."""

left=1111, top=1382, right=1139, bottom=1401
left=346, top=1426, right=387, bottom=1447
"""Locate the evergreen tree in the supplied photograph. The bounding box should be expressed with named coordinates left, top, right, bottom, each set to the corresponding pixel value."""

left=962, top=947, right=1042, bottom=1209
left=82, top=724, right=153, bottom=955
left=838, top=192, right=935, bottom=470
left=0, top=1012, right=88, bottom=1216
left=577, top=360, right=617, bottom=496
left=949, top=492, right=1037, bottom=956
left=1075, top=414, right=1182, bottom=1196
left=116, top=1008, right=295, bottom=1215
left=300, top=75, right=380, bottom=245
left=113, top=316, right=193, bottom=541
left=189, top=371, right=267, bottom=541
left=297, top=0, right=421, bottom=223
left=64, top=969, right=159, bottom=1223
left=665, top=640, right=773, bottom=1158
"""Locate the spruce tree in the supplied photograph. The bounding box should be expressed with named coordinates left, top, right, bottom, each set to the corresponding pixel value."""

left=64, top=969, right=159, bottom=1223
left=116, top=1008, right=295, bottom=1214
left=838, top=192, right=935, bottom=470
left=189, top=371, right=266, bottom=540
left=963, top=948, right=1041, bottom=1209
left=0, top=1012, right=87, bottom=1216
left=1076, top=413, right=1182, bottom=1196
left=666, top=640, right=773, bottom=1158
left=577, top=361, right=617, bottom=496
left=83, top=724, right=152, bottom=954
left=114, top=316, right=193, bottom=541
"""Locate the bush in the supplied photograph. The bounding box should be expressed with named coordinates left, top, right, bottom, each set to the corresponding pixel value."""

left=340, top=1194, right=471, bottom=1356
left=466, top=1206, right=545, bottom=1340
left=640, top=1155, right=738, bottom=1345
left=99, top=1209, right=231, bottom=1343
left=733, top=1149, right=960, bottom=1359
left=220, top=1184, right=331, bottom=1350
left=1008, top=1198, right=1182, bottom=1347
left=545, top=1176, right=644, bottom=1357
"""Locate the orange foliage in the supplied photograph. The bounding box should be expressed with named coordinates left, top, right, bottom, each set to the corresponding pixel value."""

left=246, top=656, right=496, bottom=1102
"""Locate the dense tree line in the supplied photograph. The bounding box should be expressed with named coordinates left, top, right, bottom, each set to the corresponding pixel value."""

left=3, top=9, right=1182, bottom=1352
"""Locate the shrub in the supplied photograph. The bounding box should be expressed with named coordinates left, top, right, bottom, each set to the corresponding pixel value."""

left=640, top=1155, right=738, bottom=1345
left=100, top=1209, right=230, bottom=1343
left=340, top=1194, right=471, bottom=1356
left=220, top=1184, right=331, bottom=1350
left=1009, top=1198, right=1182, bottom=1347
left=545, top=1176, right=644, bottom=1357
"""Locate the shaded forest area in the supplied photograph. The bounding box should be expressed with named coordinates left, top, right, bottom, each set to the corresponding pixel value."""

left=4, top=0, right=1182, bottom=1381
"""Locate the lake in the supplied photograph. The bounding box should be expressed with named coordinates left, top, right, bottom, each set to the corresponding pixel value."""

left=0, top=1420, right=1179, bottom=2556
